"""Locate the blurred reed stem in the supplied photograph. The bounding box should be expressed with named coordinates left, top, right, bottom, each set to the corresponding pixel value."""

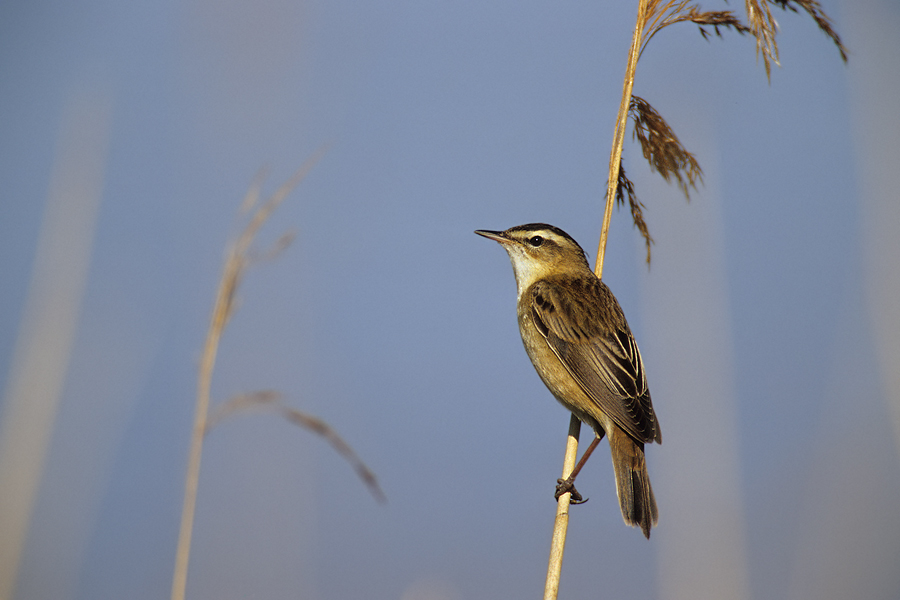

left=170, top=152, right=324, bottom=600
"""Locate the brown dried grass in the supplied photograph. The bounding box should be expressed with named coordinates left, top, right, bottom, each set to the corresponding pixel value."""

left=640, top=1, right=752, bottom=59
left=630, top=96, right=703, bottom=200
left=615, top=165, right=655, bottom=264
left=771, top=0, right=848, bottom=62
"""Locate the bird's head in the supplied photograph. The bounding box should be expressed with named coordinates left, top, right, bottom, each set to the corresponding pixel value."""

left=475, top=223, right=593, bottom=295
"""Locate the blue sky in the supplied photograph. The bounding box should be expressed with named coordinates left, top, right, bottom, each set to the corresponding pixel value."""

left=1, top=1, right=899, bottom=599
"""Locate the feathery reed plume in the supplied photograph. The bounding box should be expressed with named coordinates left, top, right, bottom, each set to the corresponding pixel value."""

left=770, top=0, right=848, bottom=61
left=630, top=96, right=704, bottom=200
left=640, top=1, right=751, bottom=59
left=600, top=0, right=846, bottom=264
left=745, top=0, right=780, bottom=80
left=615, top=165, right=655, bottom=264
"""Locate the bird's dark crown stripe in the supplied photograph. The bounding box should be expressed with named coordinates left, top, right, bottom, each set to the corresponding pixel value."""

left=507, top=223, right=581, bottom=247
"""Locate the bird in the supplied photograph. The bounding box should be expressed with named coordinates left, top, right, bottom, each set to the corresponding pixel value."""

left=475, top=223, right=661, bottom=538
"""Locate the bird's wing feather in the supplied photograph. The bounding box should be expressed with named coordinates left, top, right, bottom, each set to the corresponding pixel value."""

left=530, top=279, right=659, bottom=443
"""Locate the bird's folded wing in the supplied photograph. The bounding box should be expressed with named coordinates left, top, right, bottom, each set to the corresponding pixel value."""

left=530, top=280, right=659, bottom=443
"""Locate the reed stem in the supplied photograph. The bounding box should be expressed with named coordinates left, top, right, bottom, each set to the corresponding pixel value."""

left=544, top=3, right=649, bottom=596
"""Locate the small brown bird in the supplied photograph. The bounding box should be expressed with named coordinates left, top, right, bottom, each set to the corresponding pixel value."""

left=476, top=223, right=661, bottom=538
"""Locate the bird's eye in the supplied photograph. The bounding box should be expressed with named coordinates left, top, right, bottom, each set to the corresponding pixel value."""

left=528, top=235, right=544, bottom=247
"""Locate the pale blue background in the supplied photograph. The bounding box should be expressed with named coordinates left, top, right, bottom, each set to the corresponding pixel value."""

left=2, top=1, right=898, bottom=599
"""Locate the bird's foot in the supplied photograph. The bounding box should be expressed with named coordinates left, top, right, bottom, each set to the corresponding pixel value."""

left=555, top=478, right=587, bottom=504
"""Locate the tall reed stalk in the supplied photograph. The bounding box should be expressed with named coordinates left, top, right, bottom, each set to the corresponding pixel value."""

left=542, top=2, right=845, bottom=596
left=171, top=148, right=383, bottom=600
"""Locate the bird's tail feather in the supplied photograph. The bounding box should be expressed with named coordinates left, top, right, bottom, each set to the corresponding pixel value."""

left=609, top=427, right=657, bottom=539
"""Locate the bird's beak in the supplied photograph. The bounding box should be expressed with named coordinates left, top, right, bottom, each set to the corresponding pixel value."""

left=474, top=229, right=508, bottom=244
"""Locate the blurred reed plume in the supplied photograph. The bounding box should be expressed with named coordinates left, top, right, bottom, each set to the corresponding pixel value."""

left=171, top=148, right=384, bottom=600
left=206, top=390, right=385, bottom=502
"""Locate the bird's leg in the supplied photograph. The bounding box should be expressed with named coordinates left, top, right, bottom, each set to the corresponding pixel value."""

left=555, top=435, right=602, bottom=504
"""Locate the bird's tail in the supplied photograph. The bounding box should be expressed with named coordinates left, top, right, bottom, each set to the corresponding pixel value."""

left=608, top=427, right=658, bottom=539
